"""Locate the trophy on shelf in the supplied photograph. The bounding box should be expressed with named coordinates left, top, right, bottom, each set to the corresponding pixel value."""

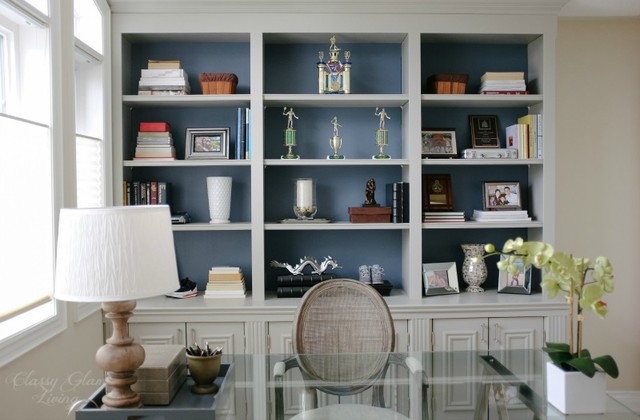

left=327, top=116, right=345, bottom=159
left=317, top=35, right=351, bottom=94
left=373, top=107, right=391, bottom=159
left=281, top=107, right=300, bottom=159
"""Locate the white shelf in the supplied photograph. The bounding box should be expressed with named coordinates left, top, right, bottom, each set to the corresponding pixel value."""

left=173, top=222, right=252, bottom=232
left=421, top=94, right=543, bottom=108
left=265, top=158, right=409, bottom=166
left=264, top=94, right=409, bottom=108
left=124, top=159, right=251, bottom=167
left=422, top=221, right=543, bottom=229
left=265, top=222, right=410, bottom=231
left=422, top=158, right=542, bottom=166
left=123, top=94, right=251, bottom=108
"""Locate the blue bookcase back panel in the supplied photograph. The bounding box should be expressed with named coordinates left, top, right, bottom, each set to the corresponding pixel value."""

left=128, top=41, right=251, bottom=94
left=421, top=42, right=532, bottom=94
left=265, top=107, right=403, bottom=160
left=131, top=166, right=251, bottom=223
left=173, top=230, right=252, bottom=291
left=264, top=165, right=404, bottom=222
left=264, top=42, right=402, bottom=94
left=265, top=229, right=402, bottom=290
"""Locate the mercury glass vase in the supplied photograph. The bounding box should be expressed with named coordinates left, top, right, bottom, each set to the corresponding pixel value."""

left=461, top=244, right=488, bottom=292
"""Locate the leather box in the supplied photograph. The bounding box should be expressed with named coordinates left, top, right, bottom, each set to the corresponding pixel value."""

left=348, top=206, right=392, bottom=223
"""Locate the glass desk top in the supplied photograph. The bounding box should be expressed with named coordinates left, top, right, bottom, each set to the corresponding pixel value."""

left=75, top=349, right=638, bottom=420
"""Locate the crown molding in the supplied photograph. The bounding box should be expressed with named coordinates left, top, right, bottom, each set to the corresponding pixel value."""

left=106, top=0, right=569, bottom=16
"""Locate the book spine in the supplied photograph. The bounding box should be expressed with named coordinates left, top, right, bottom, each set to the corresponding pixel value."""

left=236, top=107, right=245, bottom=160
left=386, top=182, right=403, bottom=223
left=245, top=108, right=251, bottom=159
left=141, top=68, right=186, bottom=78
left=275, top=273, right=335, bottom=286
left=401, top=182, right=410, bottom=222
left=276, top=286, right=313, bottom=298
left=139, top=122, right=170, bottom=132
left=150, top=181, right=158, bottom=205
left=158, top=182, right=170, bottom=206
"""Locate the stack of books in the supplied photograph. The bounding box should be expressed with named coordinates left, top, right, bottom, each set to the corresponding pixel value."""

left=517, top=113, right=543, bottom=159
left=479, top=72, right=527, bottom=95
left=386, top=182, right=409, bottom=223
left=204, top=266, right=246, bottom=299
left=505, top=123, right=530, bottom=159
left=472, top=209, right=531, bottom=222
left=276, top=273, right=335, bottom=298
left=134, top=121, right=176, bottom=160
left=138, top=60, right=190, bottom=95
left=423, top=211, right=465, bottom=223
left=123, top=180, right=170, bottom=206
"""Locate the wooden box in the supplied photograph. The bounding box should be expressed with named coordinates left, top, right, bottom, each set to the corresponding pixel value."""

left=131, top=344, right=187, bottom=405
left=348, top=206, right=392, bottom=223
left=426, top=73, right=468, bottom=94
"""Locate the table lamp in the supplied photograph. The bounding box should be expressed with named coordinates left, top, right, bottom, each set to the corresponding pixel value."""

left=54, top=205, right=179, bottom=409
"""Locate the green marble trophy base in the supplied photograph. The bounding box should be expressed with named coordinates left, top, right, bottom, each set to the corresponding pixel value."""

left=281, top=129, right=300, bottom=160
left=373, top=129, right=391, bottom=159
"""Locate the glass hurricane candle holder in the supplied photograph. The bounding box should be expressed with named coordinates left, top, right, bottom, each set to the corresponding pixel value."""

left=294, top=178, right=317, bottom=220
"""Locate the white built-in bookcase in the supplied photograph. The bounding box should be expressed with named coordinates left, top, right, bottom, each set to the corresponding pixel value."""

left=110, top=6, right=566, bottom=352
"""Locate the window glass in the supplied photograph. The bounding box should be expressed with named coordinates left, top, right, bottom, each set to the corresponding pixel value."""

left=74, top=0, right=102, bottom=54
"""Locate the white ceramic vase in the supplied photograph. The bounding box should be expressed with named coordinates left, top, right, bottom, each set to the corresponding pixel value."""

left=206, top=176, right=232, bottom=224
left=546, top=361, right=606, bottom=414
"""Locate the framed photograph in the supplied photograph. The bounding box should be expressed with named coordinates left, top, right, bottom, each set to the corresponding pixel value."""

left=423, top=174, right=453, bottom=211
left=482, top=181, right=521, bottom=210
left=423, top=262, right=460, bottom=296
left=421, top=129, right=457, bottom=158
left=497, top=255, right=532, bottom=295
left=469, top=115, right=500, bottom=148
left=185, top=127, right=230, bottom=159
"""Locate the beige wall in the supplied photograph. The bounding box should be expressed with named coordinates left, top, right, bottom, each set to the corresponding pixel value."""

left=0, top=309, right=103, bottom=419
left=556, top=17, right=640, bottom=389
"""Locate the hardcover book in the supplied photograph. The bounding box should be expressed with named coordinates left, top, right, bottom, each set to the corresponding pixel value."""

left=276, top=273, right=335, bottom=286
left=139, top=122, right=171, bottom=132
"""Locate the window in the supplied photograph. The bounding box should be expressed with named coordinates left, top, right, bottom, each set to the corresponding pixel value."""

left=0, top=0, right=60, bottom=365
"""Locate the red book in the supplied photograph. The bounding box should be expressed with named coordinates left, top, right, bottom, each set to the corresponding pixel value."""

left=139, top=121, right=170, bottom=132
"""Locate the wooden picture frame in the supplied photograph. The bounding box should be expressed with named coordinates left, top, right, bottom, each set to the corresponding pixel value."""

left=185, top=127, right=230, bottom=159
left=423, top=262, right=460, bottom=296
left=497, top=255, right=532, bottom=295
left=423, top=174, right=453, bottom=211
left=469, top=115, right=500, bottom=148
left=421, top=129, right=457, bottom=158
left=482, top=181, right=521, bottom=210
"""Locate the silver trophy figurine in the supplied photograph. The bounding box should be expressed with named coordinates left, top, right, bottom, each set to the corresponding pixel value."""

left=327, top=116, right=345, bottom=159
left=373, top=107, right=391, bottom=159
left=281, top=107, right=300, bottom=159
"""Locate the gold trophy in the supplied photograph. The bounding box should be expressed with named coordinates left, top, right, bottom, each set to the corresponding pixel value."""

left=373, top=107, right=391, bottom=159
left=281, top=107, right=300, bottom=159
left=327, top=116, right=345, bottom=159
left=317, top=35, right=351, bottom=94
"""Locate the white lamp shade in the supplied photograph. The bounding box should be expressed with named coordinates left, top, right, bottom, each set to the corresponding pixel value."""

left=54, top=205, right=180, bottom=302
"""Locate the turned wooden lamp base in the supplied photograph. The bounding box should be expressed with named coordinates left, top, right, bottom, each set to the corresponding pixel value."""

left=95, top=300, right=145, bottom=409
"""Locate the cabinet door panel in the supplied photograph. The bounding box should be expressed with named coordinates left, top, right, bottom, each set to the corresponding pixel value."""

left=489, top=317, right=543, bottom=351
left=127, top=322, right=185, bottom=345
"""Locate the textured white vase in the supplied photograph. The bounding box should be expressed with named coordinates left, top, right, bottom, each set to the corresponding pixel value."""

left=206, top=177, right=232, bottom=224
left=546, top=361, right=607, bottom=414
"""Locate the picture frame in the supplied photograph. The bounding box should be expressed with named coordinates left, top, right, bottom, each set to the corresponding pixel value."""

left=421, top=129, right=458, bottom=158
left=423, top=262, right=460, bottom=296
left=185, top=127, right=230, bottom=159
left=423, top=174, right=454, bottom=211
left=497, top=255, right=532, bottom=295
left=482, top=181, right=521, bottom=210
left=469, top=115, right=500, bottom=148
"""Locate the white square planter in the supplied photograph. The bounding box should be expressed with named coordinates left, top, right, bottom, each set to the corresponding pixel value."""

left=546, top=361, right=607, bottom=414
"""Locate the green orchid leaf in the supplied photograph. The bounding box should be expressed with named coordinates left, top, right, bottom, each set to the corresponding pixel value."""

left=544, top=342, right=570, bottom=352
left=565, top=356, right=597, bottom=378
left=593, top=355, right=619, bottom=379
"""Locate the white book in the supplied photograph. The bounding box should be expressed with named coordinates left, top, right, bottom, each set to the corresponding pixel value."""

left=141, top=68, right=187, bottom=78
left=209, top=266, right=242, bottom=273
left=139, top=77, right=189, bottom=86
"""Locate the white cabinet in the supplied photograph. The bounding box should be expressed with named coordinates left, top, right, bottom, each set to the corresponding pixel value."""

left=429, top=317, right=544, bottom=419
left=432, top=317, right=544, bottom=352
left=127, top=322, right=185, bottom=345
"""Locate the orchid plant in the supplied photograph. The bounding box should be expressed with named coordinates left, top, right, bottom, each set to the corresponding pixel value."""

left=483, top=238, right=619, bottom=379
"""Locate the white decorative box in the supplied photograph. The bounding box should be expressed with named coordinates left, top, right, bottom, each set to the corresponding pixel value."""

left=462, top=148, right=517, bottom=159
